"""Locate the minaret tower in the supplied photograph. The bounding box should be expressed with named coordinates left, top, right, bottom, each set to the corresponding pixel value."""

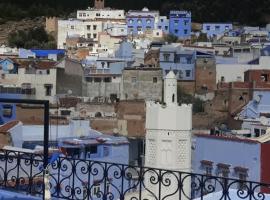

left=94, top=0, right=104, bottom=9
left=145, top=71, right=192, bottom=199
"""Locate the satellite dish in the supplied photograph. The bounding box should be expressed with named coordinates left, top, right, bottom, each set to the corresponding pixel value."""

left=67, top=89, right=73, bottom=95
left=260, top=116, right=269, bottom=126
left=7, top=63, right=13, bottom=70
left=254, top=95, right=261, bottom=103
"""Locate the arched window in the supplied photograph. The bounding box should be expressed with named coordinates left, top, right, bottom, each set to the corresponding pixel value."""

left=172, top=94, right=175, bottom=103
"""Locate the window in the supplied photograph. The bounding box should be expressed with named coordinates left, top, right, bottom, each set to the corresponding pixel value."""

left=174, top=20, right=179, bottom=26
left=87, top=25, right=91, bottom=30
left=129, top=19, right=133, bottom=24
left=261, top=74, right=268, bottom=82
left=92, top=183, right=101, bottom=197
left=85, top=77, right=93, bottom=82
left=87, top=33, right=91, bottom=38
left=146, top=26, right=151, bottom=31
left=163, top=53, right=170, bottom=61
left=254, top=128, right=260, bottom=137
left=243, top=48, right=250, bottom=53
left=221, top=76, right=225, bottom=82
left=106, top=180, right=110, bottom=193
left=165, top=26, right=168, bottom=30
left=172, top=94, right=175, bottom=102
left=61, top=110, right=71, bottom=116
left=104, top=77, right=111, bottom=82
left=174, top=29, right=179, bottom=34
left=103, top=146, right=110, bottom=156
left=185, top=70, right=191, bottom=77
left=153, top=77, right=157, bottom=83
left=131, top=77, right=137, bottom=83
left=44, top=84, right=52, bottom=96
left=79, top=13, right=82, bottom=17
left=71, top=25, right=74, bottom=30
left=146, top=19, right=151, bottom=24
left=237, top=76, right=242, bottom=81
left=93, top=25, right=97, bottom=30
left=158, top=26, right=162, bottom=29
left=96, top=13, right=100, bottom=17
left=93, top=33, right=97, bottom=39
left=234, top=167, right=248, bottom=189
left=206, top=26, right=210, bottom=31
left=225, top=26, right=229, bottom=30
left=215, top=25, right=220, bottom=31
left=160, top=19, right=164, bottom=22
left=46, top=69, right=50, bottom=74
left=94, top=77, right=101, bottom=82
left=184, top=20, right=189, bottom=26
left=137, top=26, right=142, bottom=32
left=137, top=19, right=142, bottom=24
left=2, top=105, right=12, bottom=118
left=174, top=55, right=180, bottom=63
left=184, top=29, right=188, bottom=34
left=261, top=129, right=266, bottom=135
left=217, top=163, right=230, bottom=179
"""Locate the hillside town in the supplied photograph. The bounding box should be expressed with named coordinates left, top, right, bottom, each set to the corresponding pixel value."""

left=1, top=0, right=270, bottom=199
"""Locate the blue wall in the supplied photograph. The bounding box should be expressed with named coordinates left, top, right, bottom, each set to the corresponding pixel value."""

left=157, top=17, right=169, bottom=34
left=169, top=11, right=191, bottom=39
left=127, top=16, right=155, bottom=35
left=192, top=134, right=261, bottom=197
left=0, top=94, right=18, bottom=125
left=0, top=59, right=18, bottom=74
left=159, top=47, right=195, bottom=80
left=202, top=23, right=233, bottom=38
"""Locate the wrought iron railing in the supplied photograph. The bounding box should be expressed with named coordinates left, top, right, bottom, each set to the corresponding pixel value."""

left=0, top=149, right=269, bottom=200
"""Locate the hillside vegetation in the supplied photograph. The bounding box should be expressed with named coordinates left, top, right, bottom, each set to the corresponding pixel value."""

left=0, top=0, right=269, bottom=25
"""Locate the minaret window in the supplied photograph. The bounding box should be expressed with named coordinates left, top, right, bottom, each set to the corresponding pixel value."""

left=172, top=94, right=175, bottom=103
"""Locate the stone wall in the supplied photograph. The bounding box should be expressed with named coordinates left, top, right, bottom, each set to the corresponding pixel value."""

left=121, top=68, right=163, bottom=101
left=116, top=100, right=146, bottom=137
left=83, top=81, right=121, bottom=100
left=195, top=56, right=216, bottom=94
left=56, top=59, right=84, bottom=96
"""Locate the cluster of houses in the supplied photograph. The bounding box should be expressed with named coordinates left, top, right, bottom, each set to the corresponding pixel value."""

left=1, top=0, right=270, bottom=199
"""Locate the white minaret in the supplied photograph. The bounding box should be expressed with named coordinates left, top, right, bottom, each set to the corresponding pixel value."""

left=144, top=71, right=192, bottom=200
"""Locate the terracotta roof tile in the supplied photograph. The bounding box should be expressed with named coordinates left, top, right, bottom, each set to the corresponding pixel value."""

left=0, top=120, right=20, bottom=133
left=14, top=59, right=57, bottom=69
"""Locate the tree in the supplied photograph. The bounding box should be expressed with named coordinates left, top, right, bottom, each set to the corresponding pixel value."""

left=8, top=27, right=57, bottom=49
left=164, top=34, right=178, bottom=43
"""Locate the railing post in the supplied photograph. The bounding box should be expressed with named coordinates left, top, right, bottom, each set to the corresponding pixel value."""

left=43, top=100, right=49, bottom=170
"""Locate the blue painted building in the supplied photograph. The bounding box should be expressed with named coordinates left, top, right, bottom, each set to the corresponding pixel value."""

left=156, top=16, right=169, bottom=34
left=0, top=94, right=18, bottom=125
left=169, top=11, right=191, bottom=39
left=192, top=133, right=262, bottom=198
left=0, top=58, right=19, bottom=74
left=126, top=8, right=159, bottom=35
left=159, top=44, right=196, bottom=80
left=55, top=133, right=129, bottom=199
left=202, top=23, right=233, bottom=38
left=19, top=48, right=65, bottom=61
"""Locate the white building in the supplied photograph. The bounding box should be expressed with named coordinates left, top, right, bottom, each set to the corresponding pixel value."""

left=144, top=71, right=192, bottom=199
left=103, top=22, right=127, bottom=37
left=0, top=59, right=58, bottom=102
left=77, top=8, right=125, bottom=20
left=57, top=19, right=103, bottom=49
left=216, top=56, right=270, bottom=83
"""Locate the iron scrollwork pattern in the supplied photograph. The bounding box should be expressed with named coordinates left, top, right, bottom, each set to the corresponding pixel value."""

left=0, top=149, right=269, bottom=199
